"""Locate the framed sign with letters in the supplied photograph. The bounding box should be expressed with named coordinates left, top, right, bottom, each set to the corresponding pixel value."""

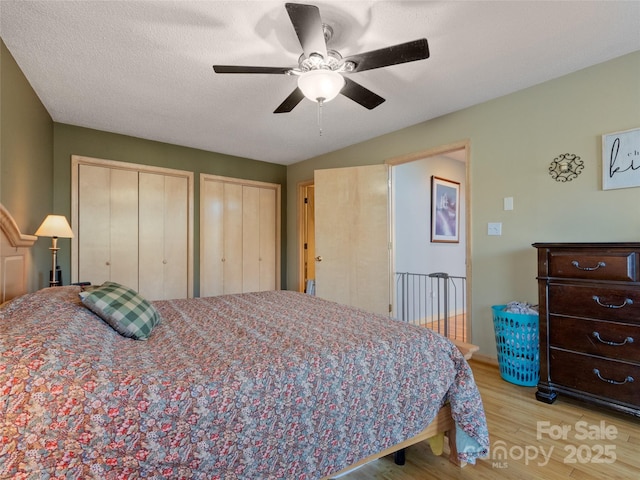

left=602, top=127, right=640, bottom=190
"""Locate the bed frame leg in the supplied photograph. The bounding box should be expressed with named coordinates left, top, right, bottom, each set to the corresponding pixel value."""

left=393, top=448, right=406, bottom=465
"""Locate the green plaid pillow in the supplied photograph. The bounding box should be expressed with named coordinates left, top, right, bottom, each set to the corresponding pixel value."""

left=79, top=281, right=161, bottom=340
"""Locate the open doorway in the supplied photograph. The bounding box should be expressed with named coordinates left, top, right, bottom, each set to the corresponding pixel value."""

left=296, top=141, right=471, bottom=341
left=389, top=144, right=470, bottom=342
left=297, top=181, right=315, bottom=293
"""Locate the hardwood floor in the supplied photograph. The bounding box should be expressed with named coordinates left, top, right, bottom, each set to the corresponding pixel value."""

left=338, top=360, right=640, bottom=480
left=422, top=318, right=467, bottom=343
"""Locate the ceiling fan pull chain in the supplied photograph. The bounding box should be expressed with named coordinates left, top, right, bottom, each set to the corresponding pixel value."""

left=317, top=98, right=324, bottom=136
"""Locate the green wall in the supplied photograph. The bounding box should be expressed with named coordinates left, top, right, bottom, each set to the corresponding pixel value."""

left=4, top=28, right=639, bottom=361
left=0, top=40, right=53, bottom=290
left=287, top=50, right=640, bottom=358
left=53, top=124, right=287, bottom=296
left=2, top=36, right=286, bottom=296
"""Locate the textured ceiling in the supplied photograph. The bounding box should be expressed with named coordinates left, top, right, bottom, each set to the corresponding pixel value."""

left=1, top=1, right=639, bottom=165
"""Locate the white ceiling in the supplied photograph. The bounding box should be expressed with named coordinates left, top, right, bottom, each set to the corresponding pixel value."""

left=2, top=1, right=639, bottom=166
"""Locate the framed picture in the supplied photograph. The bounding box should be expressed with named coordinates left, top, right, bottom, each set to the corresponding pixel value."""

left=431, top=176, right=460, bottom=243
left=602, top=127, right=640, bottom=190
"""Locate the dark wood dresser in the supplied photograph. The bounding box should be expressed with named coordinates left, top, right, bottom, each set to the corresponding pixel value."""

left=533, top=243, right=640, bottom=417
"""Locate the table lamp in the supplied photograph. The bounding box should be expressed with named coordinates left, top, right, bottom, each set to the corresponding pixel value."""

left=35, top=214, right=74, bottom=286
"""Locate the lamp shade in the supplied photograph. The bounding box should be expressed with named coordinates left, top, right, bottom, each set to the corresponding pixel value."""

left=35, top=215, right=74, bottom=238
left=297, top=69, right=345, bottom=103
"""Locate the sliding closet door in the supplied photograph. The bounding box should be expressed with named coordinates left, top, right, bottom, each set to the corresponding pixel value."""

left=77, top=164, right=138, bottom=288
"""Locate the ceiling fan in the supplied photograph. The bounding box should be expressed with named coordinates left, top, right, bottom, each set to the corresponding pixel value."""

left=213, top=2, right=430, bottom=114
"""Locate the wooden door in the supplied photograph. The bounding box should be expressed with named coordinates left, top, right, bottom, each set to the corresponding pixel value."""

left=73, top=156, right=193, bottom=295
left=314, top=165, right=391, bottom=316
left=78, top=164, right=110, bottom=284
left=139, top=172, right=189, bottom=300
left=162, top=175, right=189, bottom=299
left=304, top=185, right=316, bottom=289
left=258, top=187, right=277, bottom=291
left=242, top=185, right=261, bottom=292
left=201, top=178, right=224, bottom=296
left=221, top=183, right=244, bottom=294
left=138, top=172, right=164, bottom=299
left=201, top=175, right=280, bottom=296
left=242, top=185, right=277, bottom=292
left=201, top=178, right=243, bottom=296
left=78, top=164, right=138, bottom=288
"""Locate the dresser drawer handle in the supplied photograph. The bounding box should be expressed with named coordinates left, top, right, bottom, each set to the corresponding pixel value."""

left=593, top=369, right=634, bottom=385
left=571, top=260, right=606, bottom=271
left=592, top=331, right=634, bottom=346
left=592, top=295, right=633, bottom=309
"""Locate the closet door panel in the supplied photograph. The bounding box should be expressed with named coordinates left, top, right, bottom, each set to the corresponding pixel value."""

left=163, top=175, right=189, bottom=299
left=259, top=187, right=277, bottom=291
left=200, top=175, right=280, bottom=296
left=78, top=165, right=138, bottom=287
left=224, top=183, right=244, bottom=294
left=201, top=179, right=225, bottom=297
left=242, top=186, right=260, bottom=293
left=200, top=179, right=244, bottom=296
left=138, top=172, right=165, bottom=300
left=78, top=164, right=110, bottom=284
left=73, top=156, right=192, bottom=298
left=109, top=168, right=139, bottom=289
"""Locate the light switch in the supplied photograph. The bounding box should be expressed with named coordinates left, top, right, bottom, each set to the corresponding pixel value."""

left=504, top=197, right=514, bottom=211
left=488, top=222, right=502, bottom=236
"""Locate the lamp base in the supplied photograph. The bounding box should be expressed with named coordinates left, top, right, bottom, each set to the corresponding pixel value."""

left=49, top=266, right=62, bottom=287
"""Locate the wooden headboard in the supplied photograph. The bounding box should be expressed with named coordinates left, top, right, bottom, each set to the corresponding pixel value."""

left=0, top=204, right=38, bottom=302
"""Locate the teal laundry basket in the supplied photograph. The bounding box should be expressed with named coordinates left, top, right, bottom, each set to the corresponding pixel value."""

left=491, top=305, right=540, bottom=386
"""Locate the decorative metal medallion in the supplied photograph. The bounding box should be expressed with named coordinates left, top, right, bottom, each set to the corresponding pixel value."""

left=549, top=153, right=584, bottom=182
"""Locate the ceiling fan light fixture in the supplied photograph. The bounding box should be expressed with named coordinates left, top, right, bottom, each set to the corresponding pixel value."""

left=297, top=69, right=345, bottom=103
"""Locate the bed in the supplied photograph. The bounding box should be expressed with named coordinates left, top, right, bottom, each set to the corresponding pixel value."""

left=0, top=207, right=488, bottom=479
left=1, top=284, right=488, bottom=479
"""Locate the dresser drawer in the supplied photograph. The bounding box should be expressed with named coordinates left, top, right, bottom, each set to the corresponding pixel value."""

left=550, top=349, right=639, bottom=406
left=549, top=315, right=640, bottom=362
left=548, top=284, right=640, bottom=323
left=548, top=251, right=637, bottom=281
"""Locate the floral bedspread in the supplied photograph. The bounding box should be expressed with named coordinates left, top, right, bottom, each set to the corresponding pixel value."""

left=1, top=286, right=489, bottom=479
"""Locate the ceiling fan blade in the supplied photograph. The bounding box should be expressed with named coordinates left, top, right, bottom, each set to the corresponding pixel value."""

left=340, top=77, right=385, bottom=110
left=213, top=65, right=292, bottom=74
left=342, top=38, right=430, bottom=73
left=274, top=87, right=305, bottom=113
left=285, top=3, right=327, bottom=60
